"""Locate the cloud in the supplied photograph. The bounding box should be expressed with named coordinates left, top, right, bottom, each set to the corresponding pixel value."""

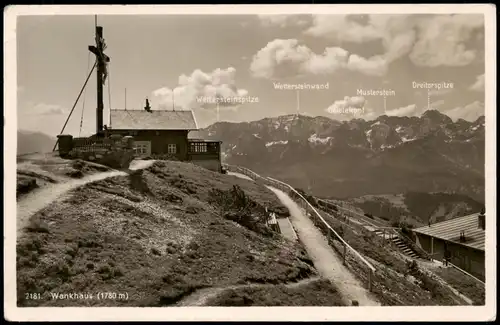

left=385, top=103, right=419, bottom=117
left=428, top=88, right=454, bottom=96
left=302, top=46, right=349, bottom=75
left=151, top=67, right=249, bottom=110
left=305, top=14, right=418, bottom=64
left=32, top=103, right=66, bottom=116
left=258, top=14, right=311, bottom=28
left=469, top=73, right=485, bottom=92
left=306, top=15, right=382, bottom=43
left=304, top=14, right=484, bottom=67
left=429, top=99, right=445, bottom=109
left=410, top=14, right=484, bottom=67
left=325, top=97, right=421, bottom=120
left=325, top=96, right=366, bottom=116
left=444, top=101, right=485, bottom=121
left=250, top=39, right=313, bottom=79
left=258, top=15, right=290, bottom=27
left=250, top=39, right=389, bottom=79
left=347, top=54, right=388, bottom=76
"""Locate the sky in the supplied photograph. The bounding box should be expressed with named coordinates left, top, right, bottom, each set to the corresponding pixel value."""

left=17, top=13, right=486, bottom=136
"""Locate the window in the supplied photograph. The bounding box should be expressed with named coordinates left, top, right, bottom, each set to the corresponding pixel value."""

left=168, top=144, right=177, bottom=154
left=134, top=141, right=151, bottom=156
left=190, top=142, right=207, bottom=153
left=135, top=144, right=148, bottom=155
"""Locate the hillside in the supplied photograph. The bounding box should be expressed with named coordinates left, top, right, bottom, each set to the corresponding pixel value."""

left=17, top=130, right=56, bottom=156
left=200, top=111, right=485, bottom=202
left=313, top=205, right=485, bottom=305
left=15, top=156, right=485, bottom=307
left=347, top=192, right=485, bottom=227
left=16, top=157, right=345, bottom=307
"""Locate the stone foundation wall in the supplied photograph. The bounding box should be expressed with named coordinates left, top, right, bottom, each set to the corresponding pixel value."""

left=58, top=134, right=135, bottom=169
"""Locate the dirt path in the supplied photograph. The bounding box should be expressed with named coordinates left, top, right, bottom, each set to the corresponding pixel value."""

left=16, top=159, right=155, bottom=236
left=227, top=171, right=254, bottom=181
left=266, top=186, right=380, bottom=306
left=176, top=277, right=321, bottom=306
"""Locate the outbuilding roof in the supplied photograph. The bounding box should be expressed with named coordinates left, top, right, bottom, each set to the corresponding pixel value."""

left=110, top=109, right=198, bottom=130
left=412, top=213, right=485, bottom=251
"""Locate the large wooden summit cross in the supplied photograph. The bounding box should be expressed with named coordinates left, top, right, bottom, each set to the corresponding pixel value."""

left=88, top=25, right=110, bottom=135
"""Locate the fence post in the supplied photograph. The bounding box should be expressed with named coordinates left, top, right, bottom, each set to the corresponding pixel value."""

left=343, top=243, right=347, bottom=265
left=368, top=269, right=373, bottom=292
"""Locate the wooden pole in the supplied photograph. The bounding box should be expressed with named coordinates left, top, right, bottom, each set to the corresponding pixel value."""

left=96, top=26, right=104, bottom=134
left=431, top=237, right=434, bottom=256
left=369, top=269, right=373, bottom=292
left=343, top=243, right=347, bottom=265
left=88, top=25, right=110, bottom=136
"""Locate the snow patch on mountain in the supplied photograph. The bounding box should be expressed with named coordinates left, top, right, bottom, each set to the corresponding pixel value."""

left=266, top=140, right=288, bottom=147
left=381, top=144, right=395, bottom=150
left=308, top=133, right=333, bottom=144
left=401, top=137, right=416, bottom=143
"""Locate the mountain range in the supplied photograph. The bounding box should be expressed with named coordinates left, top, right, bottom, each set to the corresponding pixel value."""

left=17, top=130, right=56, bottom=156
left=16, top=110, right=485, bottom=203
left=199, top=110, right=485, bottom=202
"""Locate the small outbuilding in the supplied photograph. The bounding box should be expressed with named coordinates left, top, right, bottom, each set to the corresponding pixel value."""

left=410, top=212, right=485, bottom=280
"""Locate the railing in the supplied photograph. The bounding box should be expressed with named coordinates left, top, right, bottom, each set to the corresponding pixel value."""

left=72, top=137, right=113, bottom=151
left=396, top=229, right=434, bottom=261
left=72, top=137, right=98, bottom=147
left=223, top=163, right=377, bottom=292
left=74, top=143, right=113, bottom=151
left=448, top=262, right=485, bottom=285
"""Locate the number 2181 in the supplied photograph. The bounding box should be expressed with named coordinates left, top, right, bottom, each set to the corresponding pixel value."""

left=25, top=293, right=42, bottom=300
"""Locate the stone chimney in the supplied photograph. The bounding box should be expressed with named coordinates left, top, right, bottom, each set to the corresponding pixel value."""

left=144, top=98, right=151, bottom=112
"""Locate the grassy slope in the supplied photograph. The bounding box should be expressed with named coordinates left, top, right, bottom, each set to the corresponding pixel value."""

left=349, top=192, right=484, bottom=227
left=315, top=209, right=482, bottom=306
left=208, top=278, right=344, bottom=306
left=432, top=267, right=485, bottom=305
left=17, top=159, right=345, bottom=306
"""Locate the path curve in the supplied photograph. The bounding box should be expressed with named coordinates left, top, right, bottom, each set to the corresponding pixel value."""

left=17, top=159, right=156, bottom=236
left=227, top=171, right=254, bottom=181
left=176, top=277, right=321, bottom=306
left=266, top=186, right=380, bottom=306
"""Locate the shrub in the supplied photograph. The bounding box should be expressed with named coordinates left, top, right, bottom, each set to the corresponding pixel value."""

left=26, top=218, right=50, bottom=234
left=406, top=259, right=420, bottom=276
left=208, top=185, right=271, bottom=235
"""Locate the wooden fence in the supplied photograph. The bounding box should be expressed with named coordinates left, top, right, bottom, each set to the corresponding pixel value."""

left=223, top=163, right=376, bottom=292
